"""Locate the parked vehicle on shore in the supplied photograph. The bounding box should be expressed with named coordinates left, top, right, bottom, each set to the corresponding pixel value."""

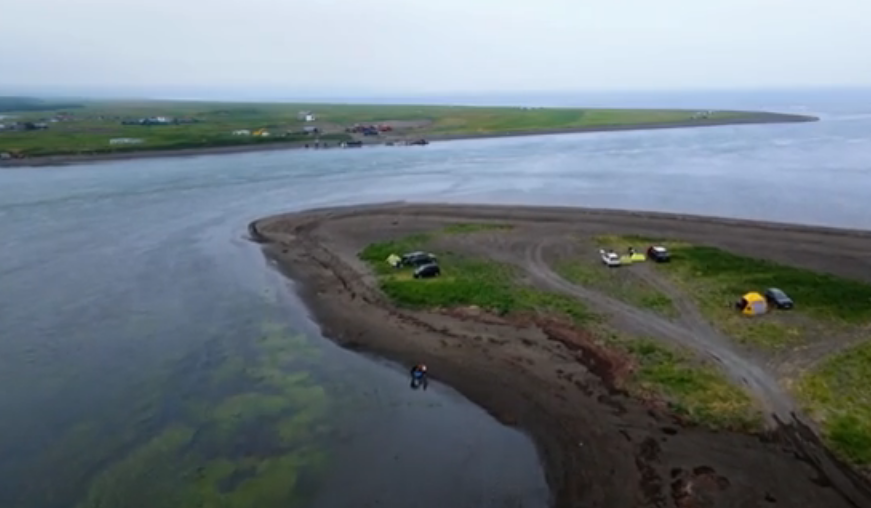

left=414, top=263, right=441, bottom=279
left=401, top=251, right=438, bottom=267
left=600, top=249, right=622, bottom=267
left=646, top=245, right=671, bottom=263
left=764, top=287, right=794, bottom=309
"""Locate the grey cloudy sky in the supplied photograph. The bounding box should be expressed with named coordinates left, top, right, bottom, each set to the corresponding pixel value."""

left=2, top=0, right=870, bottom=95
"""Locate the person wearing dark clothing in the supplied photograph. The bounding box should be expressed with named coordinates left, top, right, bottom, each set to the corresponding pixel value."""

left=410, top=364, right=428, bottom=390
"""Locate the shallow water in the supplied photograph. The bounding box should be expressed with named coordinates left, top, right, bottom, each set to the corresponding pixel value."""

left=1, top=89, right=870, bottom=507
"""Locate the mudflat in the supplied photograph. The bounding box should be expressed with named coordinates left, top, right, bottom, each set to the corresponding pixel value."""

left=251, top=203, right=871, bottom=508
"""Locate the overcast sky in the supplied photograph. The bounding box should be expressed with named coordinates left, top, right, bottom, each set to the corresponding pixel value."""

left=2, top=0, right=870, bottom=96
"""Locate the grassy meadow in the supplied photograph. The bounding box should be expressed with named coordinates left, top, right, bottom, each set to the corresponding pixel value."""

left=1, top=97, right=758, bottom=158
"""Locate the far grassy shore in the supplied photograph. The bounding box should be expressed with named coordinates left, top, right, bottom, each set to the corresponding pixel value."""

left=0, top=97, right=817, bottom=166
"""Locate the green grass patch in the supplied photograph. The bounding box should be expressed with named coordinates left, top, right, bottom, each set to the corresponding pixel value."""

left=555, top=260, right=676, bottom=317
left=379, top=257, right=518, bottom=314
left=667, top=245, right=871, bottom=323
left=0, top=127, right=350, bottom=157
left=441, top=223, right=514, bottom=234
left=358, top=232, right=433, bottom=275
left=626, top=339, right=762, bottom=431
left=797, top=340, right=871, bottom=465
left=359, top=227, right=593, bottom=323
left=594, top=234, right=671, bottom=249
left=600, top=235, right=871, bottom=349
left=1, top=99, right=775, bottom=158
left=374, top=253, right=593, bottom=322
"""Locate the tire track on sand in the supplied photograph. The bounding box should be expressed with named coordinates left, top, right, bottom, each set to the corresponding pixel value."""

left=524, top=240, right=794, bottom=422
left=631, top=263, right=719, bottom=335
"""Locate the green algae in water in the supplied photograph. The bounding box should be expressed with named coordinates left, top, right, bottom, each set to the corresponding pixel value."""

left=55, top=316, right=341, bottom=508
left=77, top=426, right=197, bottom=508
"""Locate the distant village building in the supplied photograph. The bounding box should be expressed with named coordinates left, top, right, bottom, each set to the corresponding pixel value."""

left=123, top=117, right=173, bottom=126
left=109, top=138, right=144, bottom=145
left=232, top=129, right=251, bottom=136
left=298, top=111, right=316, bottom=122
left=303, top=126, right=320, bottom=134
left=0, top=152, right=11, bottom=160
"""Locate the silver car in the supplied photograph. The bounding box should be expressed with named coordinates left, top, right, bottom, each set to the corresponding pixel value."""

left=599, top=249, right=622, bottom=267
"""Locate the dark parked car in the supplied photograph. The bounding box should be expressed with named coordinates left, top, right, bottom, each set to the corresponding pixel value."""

left=413, top=263, right=441, bottom=279
left=401, top=251, right=437, bottom=267
left=764, top=288, right=794, bottom=309
left=646, top=245, right=671, bottom=263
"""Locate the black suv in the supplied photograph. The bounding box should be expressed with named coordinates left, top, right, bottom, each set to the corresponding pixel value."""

left=413, top=263, right=441, bottom=279
left=401, top=251, right=437, bottom=267
left=764, top=288, right=794, bottom=309
left=646, top=245, right=671, bottom=263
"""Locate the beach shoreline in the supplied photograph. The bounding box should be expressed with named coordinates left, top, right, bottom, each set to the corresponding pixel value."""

left=1, top=112, right=817, bottom=168
left=250, top=202, right=871, bottom=508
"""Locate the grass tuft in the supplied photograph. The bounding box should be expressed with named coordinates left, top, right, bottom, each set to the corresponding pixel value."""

left=603, top=235, right=871, bottom=349
left=626, top=339, right=762, bottom=431
left=441, top=223, right=514, bottom=234
left=555, top=260, right=676, bottom=317
left=358, top=225, right=592, bottom=321
left=380, top=258, right=518, bottom=314
left=669, top=245, right=871, bottom=323
left=797, top=340, right=871, bottom=465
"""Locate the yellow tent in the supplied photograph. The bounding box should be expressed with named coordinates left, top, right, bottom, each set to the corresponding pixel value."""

left=386, top=254, right=402, bottom=268
left=619, top=252, right=647, bottom=264
left=738, top=292, right=768, bottom=316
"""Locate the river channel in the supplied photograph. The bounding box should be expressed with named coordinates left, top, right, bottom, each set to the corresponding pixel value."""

left=1, top=90, right=870, bottom=507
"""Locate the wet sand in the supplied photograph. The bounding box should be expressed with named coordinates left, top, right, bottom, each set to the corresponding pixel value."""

left=251, top=203, right=871, bottom=508
left=0, top=112, right=816, bottom=168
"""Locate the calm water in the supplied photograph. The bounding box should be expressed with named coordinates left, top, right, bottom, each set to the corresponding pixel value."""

left=1, top=89, right=870, bottom=508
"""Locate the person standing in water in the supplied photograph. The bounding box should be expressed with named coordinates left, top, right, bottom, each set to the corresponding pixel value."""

left=410, top=364, right=428, bottom=390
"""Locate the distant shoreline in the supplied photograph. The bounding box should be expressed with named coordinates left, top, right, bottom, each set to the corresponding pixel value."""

left=0, top=112, right=817, bottom=168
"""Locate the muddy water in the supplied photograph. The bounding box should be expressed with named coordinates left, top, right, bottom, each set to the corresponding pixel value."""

left=1, top=90, right=870, bottom=507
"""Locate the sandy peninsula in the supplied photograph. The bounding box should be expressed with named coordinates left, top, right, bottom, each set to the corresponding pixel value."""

left=250, top=203, right=871, bottom=508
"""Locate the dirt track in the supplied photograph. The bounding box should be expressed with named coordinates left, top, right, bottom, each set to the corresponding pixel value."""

left=252, top=202, right=871, bottom=508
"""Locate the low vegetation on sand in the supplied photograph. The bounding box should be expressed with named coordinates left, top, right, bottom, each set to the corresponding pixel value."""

left=597, top=235, right=871, bottom=349
left=359, top=225, right=760, bottom=431
left=0, top=97, right=787, bottom=159
left=359, top=226, right=592, bottom=323
left=602, top=235, right=871, bottom=466
left=622, top=338, right=761, bottom=431
left=555, top=258, right=676, bottom=317
left=797, top=341, right=871, bottom=467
